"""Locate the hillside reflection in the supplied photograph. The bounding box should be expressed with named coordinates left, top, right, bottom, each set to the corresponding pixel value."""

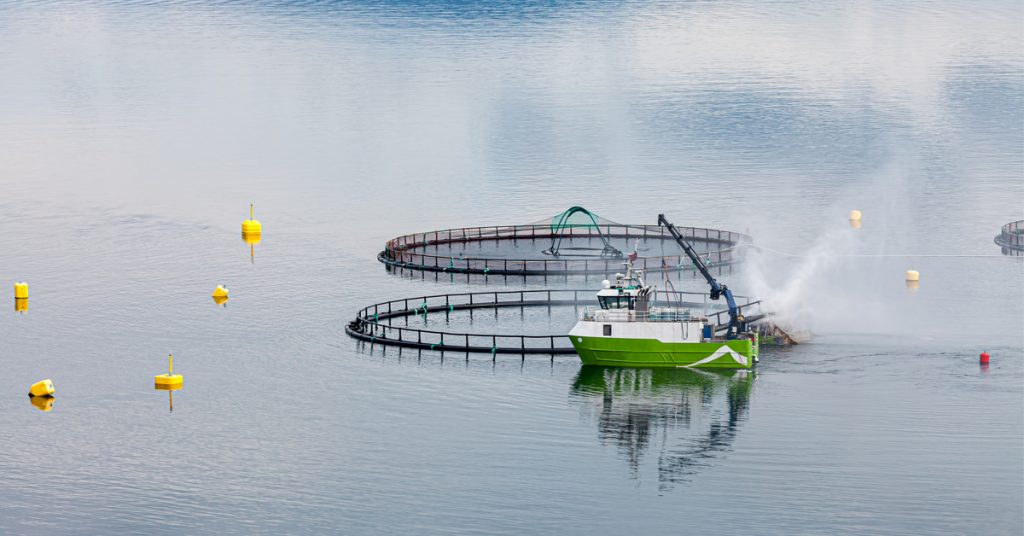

left=571, top=366, right=754, bottom=490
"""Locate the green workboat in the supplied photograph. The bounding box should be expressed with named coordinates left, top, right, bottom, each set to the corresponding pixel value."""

left=569, top=214, right=759, bottom=369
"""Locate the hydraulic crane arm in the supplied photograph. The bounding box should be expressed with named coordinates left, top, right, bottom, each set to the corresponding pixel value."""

left=657, top=214, right=745, bottom=338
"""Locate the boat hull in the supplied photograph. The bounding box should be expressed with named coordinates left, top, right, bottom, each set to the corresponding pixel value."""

left=570, top=336, right=756, bottom=369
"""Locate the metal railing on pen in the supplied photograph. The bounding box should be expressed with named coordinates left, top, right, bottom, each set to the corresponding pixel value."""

left=378, top=223, right=751, bottom=276
left=344, top=288, right=762, bottom=357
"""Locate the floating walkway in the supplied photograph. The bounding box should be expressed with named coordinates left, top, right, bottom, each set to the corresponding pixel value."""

left=345, top=289, right=765, bottom=356
left=379, top=211, right=750, bottom=277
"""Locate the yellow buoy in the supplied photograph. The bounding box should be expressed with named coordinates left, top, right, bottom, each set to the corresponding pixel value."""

left=212, top=284, right=229, bottom=299
left=242, top=204, right=262, bottom=263
left=14, top=282, right=28, bottom=299
left=155, top=380, right=182, bottom=391
left=28, top=379, right=54, bottom=398
left=241, top=204, right=262, bottom=236
left=243, top=232, right=262, bottom=246
left=849, top=210, right=862, bottom=221
left=30, top=395, right=53, bottom=411
left=154, top=354, right=183, bottom=391
left=212, top=285, right=229, bottom=305
left=905, top=269, right=920, bottom=282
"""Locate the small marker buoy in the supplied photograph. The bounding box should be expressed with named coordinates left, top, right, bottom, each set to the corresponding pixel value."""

left=849, top=211, right=862, bottom=228
left=28, top=379, right=54, bottom=398
left=212, top=285, right=229, bottom=305
left=980, top=352, right=990, bottom=364
left=154, top=354, right=183, bottom=391
left=15, top=282, right=30, bottom=312
left=905, top=270, right=919, bottom=282
left=242, top=204, right=262, bottom=263
left=241, top=204, right=262, bottom=236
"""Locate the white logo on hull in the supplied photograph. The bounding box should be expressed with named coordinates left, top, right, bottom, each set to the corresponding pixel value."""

left=681, top=345, right=748, bottom=368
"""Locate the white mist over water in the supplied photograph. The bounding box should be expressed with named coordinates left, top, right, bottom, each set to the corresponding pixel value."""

left=741, top=153, right=941, bottom=337
left=744, top=226, right=862, bottom=335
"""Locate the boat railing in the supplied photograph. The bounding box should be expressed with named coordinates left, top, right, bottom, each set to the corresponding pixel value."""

left=581, top=290, right=761, bottom=323
left=581, top=307, right=706, bottom=323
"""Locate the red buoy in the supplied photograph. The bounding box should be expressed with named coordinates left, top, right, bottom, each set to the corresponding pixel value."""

left=980, top=352, right=990, bottom=364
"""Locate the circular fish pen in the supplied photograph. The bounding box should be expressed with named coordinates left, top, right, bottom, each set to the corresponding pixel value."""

left=995, top=219, right=1024, bottom=255
left=379, top=207, right=751, bottom=277
left=345, top=289, right=765, bottom=357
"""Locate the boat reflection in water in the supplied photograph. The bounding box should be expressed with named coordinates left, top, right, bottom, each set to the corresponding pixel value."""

left=571, top=366, right=754, bottom=489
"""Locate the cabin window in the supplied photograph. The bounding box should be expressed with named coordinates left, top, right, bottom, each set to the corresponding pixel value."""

left=603, top=324, right=612, bottom=336
left=598, top=296, right=634, bottom=310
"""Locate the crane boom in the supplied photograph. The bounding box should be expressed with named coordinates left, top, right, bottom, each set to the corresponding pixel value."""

left=657, top=214, right=746, bottom=338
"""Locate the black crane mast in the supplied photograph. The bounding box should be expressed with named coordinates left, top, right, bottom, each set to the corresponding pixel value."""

left=657, top=214, right=746, bottom=338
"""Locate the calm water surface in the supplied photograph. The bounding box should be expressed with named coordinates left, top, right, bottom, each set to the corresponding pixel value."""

left=0, top=1, right=1021, bottom=534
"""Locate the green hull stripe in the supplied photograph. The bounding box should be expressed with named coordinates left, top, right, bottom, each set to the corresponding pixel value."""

left=571, top=336, right=756, bottom=369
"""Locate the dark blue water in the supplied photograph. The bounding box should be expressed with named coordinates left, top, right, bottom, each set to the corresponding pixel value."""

left=0, top=1, right=1021, bottom=534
